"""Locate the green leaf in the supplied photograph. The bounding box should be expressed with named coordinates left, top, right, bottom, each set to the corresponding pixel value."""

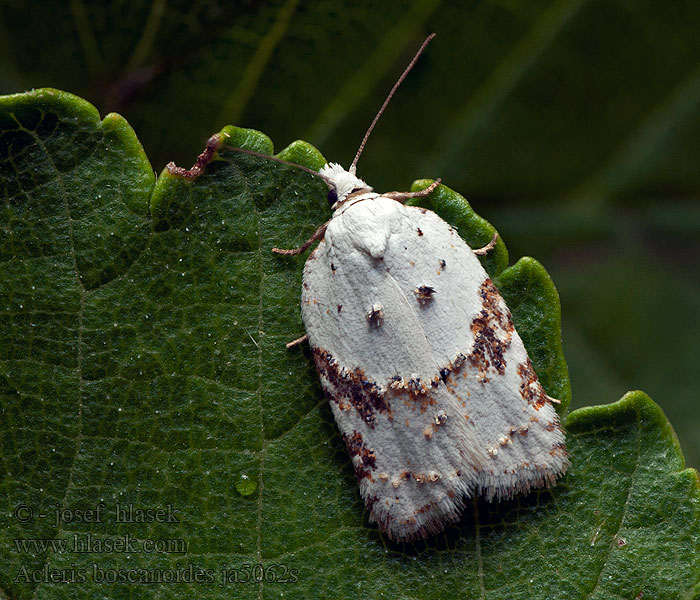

left=1, top=90, right=699, bottom=599
left=565, top=392, right=700, bottom=600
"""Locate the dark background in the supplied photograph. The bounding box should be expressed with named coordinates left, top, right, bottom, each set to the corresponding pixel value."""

left=2, top=0, right=698, bottom=465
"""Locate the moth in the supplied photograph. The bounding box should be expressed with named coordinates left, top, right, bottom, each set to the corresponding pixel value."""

left=169, top=34, right=569, bottom=542
left=269, top=35, right=569, bottom=541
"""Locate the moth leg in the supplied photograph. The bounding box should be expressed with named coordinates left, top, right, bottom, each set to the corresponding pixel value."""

left=472, top=232, right=499, bottom=256
left=272, top=221, right=329, bottom=255
left=383, top=178, right=442, bottom=203
left=166, top=133, right=224, bottom=179
left=546, top=393, right=561, bottom=405
left=285, top=333, right=308, bottom=349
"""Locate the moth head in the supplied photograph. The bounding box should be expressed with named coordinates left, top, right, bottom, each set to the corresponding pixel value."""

left=319, top=162, right=372, bottom=208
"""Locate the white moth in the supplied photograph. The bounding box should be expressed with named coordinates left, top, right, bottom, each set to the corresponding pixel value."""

left=271, top=35, right=569, bottom=541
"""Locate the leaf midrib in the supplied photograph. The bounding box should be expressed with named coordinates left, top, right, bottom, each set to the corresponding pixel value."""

left=581, top=411, right=642, bottom=599
left=24, top=120, right=87, bottom=600
left=253, top=199, right=267, bottom=600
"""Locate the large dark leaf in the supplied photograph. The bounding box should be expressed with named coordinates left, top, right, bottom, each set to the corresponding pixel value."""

left=1, top=89, right=698, bottom=599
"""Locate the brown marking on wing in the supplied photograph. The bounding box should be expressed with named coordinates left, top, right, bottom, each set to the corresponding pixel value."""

left=367, top=304, right=384, bottom=326
left=517, top=357, right=548, bottom=410
left=313, top=347, right=392, bottom=428
left=428, top=354, right=468, bottom=390
left=388, top=375, right=438, bottom=413
left=414, top=285, right=436, bottom=304
left=467, top=279, right=515, bottom=377
left=399, top=391, right=437, bottom=413
left=549, top=441, right=567, bottom=457
left=342, top=430, right=377, bottom=482
left=365, top=495, right=380, bottom=512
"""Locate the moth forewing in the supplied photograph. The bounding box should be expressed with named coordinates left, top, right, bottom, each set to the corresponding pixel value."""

left=299, top=196, right=567, bottom=540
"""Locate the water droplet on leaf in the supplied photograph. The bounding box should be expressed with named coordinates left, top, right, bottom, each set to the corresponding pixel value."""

left=236, top=473, right=257, bottom=496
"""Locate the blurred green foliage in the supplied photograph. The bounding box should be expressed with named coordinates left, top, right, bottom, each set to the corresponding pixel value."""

left=1, top=0, right=698, bottom=467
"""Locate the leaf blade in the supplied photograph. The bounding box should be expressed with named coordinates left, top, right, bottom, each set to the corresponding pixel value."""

left=1, top=91, right=699, bottom=599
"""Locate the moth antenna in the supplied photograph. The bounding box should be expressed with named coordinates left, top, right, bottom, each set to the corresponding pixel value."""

left=221, top=144, right=334, bottom=188
left=349, top=33, right=436, bottom=175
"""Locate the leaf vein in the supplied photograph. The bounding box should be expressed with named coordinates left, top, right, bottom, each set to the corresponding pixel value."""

left=582, top=411, right=642, bottom=598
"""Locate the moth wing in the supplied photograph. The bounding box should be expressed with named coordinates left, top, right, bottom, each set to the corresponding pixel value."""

left=301, top=210, right=485, bottom=541
left=383, top=204, right=568, bottom=501
left=301, top=196, right=567, bottom=540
